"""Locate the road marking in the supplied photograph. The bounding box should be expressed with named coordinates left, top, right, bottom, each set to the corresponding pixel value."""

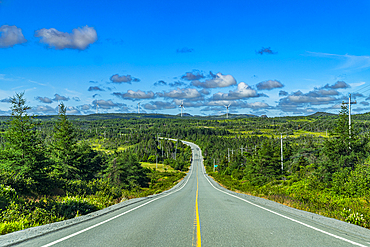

left=41, top=156, right=194, bottom=247
left=202, top=164, right=368, bottom=247
left=186, top=141, right=367, bottom=247
left=195, top=165, right=202, bottom=247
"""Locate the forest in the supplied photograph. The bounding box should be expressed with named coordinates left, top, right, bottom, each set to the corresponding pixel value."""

left=2, top=92, right=370, bottom=235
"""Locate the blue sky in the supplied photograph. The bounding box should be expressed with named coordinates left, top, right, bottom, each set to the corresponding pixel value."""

left=1, top=0, right=370, bottom=116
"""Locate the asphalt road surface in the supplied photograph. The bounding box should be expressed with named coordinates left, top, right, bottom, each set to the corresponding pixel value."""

left=8, top=141, right=370, bottom=247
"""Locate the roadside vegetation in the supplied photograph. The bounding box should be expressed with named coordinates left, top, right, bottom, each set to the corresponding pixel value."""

left=2, top=92, right=370, bottom=235
left=0, top=93, right=190, bottom=235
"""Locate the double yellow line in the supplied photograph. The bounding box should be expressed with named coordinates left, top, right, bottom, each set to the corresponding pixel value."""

left=195, top=165, right=201, bottom=246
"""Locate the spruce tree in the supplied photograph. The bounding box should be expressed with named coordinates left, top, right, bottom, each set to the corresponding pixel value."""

left=322, top=104, right=369, bottom=181
left=51, top=103, right=78, bottom=179
left=0, top=92, right=49, bottom=190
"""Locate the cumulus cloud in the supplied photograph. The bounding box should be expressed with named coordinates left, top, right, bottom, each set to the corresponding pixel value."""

left=157, top=88, right=203, bottom=99
left=92, top=99, right=119, bottom=109
left=172, top=99, right=203, bottom=108
left=72, top=97, right=80, bottom=101
left=66, top=106, right=80, bottom=115
left=277, top=80, right=353, bottom=114
left=35, top=26, right=97, bottom=50
left=0, top=25, right=27, bottom=48
left=176, top=47, right=194, bottom=53
left=212, top=82, right=264, bottom=100
left=154, top=80, right=167, bottom=86
left=256, top=80, right=284, bottom=90
left=351, top=92, right=364, bottom=99
left=113, top=90, right=155, bottom=100
left=192, top=72, right=237, bottom=88
left=144, top=101, right=176, bottom=110
left=79, top=104, right=91, bottom=111
left=284, top=91, right=337, bottom=104
left=169, top=81, right=187, bottom=87
left=206, top=100, right=235, bottom=107
left=181, top=71, right=205, bottom=81
left=30, top=105, right=56, bottom=114
left=110, top=74, right=140, bottom=84
left=88, top=86, right=104, bottom=91
left=360, top=101, right=369, bottom=106
left=279, top=90, right=288, bottom=96
left=323, top=80, right=350, bottom=89
left=0, top=97, right=11, bottom=103
left=35, top=96, right=52, bottom=104
left=53, top=94, right=69, bottom=101
left=256, top=47, right=277, bottom=55
left=92, top=94, right=100, bottom=98
left=200, top=89, right=210, bottom=95
left=277, top=89, right=342, bottom=114
left=242, top=102, right=270, bottom=109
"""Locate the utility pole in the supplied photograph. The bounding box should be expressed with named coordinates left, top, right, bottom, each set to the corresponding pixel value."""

left=343, top=94, right=357, bottom=149
left=156, top=155, right=158, bottom=170
left=281, top=134, right=284, bottom=171
left=138, top=102, right=140, bottom=114
left=228, top=148, right=230, bottom=163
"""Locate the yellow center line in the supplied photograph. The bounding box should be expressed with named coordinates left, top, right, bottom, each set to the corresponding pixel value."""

left=195, top=165, right=201, bottom=247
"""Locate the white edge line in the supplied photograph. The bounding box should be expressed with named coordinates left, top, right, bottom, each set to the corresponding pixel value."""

left=199, top=151, right=368, bottom=247
left=41, top=147, right=194, bottom=247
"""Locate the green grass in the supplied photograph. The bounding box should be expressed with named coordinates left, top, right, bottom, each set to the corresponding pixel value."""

left=89, top=139, right=134, bottom=153
left=140, top=162, right=175, bottom=172
left=226, top=129, right=329, bottom=138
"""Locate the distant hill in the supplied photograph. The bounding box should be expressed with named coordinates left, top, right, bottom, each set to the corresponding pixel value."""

left=176, top=113, right=192, bottom=117
left=308, top=112, right=337, bottom=117
left=217, top=113, right=258, bottom=119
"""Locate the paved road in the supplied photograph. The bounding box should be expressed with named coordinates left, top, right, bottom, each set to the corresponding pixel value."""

left=9, top=141, right=370, bottom=247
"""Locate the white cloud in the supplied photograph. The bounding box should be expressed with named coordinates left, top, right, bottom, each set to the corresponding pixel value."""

left=110, top=74, right=140, bottom=84
left=243, top=102, right=270, bottom=109
left=256, top=80, right=284, bottom=90
left=30, top=105, right=56, bottom=114
left=113, top=90, right=155, bottom=100
left=66, top=106, right=80, bottom=115
left=35, top=26, right=97, bottom=50
left=92, top=99, right=119, bottom=109
left=158, top=88, right=202, bottom=99
left=212, top=82, right=262, bottom=100
left=0, top=25, right=27, bottom=48
left=192, top=72, right=236, bottom=88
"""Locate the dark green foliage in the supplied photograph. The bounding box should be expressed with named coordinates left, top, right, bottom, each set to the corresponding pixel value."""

left=51, top=103, right=79, bottom=179
left=322, top=105, right=369, bottom=181
left=0, top=92, right=50, bottom=192
left=105, top=153, right=150, bottom=190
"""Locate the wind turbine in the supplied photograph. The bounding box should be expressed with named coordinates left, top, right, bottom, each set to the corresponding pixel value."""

left=137, top=102, right=141, bottom=114
left=179, top=100, right=185, bottom=117
left=224, top=103, right=231, bottom=119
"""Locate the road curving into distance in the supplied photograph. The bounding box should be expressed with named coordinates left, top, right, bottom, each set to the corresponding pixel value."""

left=2, top=140, right=370, bottom=247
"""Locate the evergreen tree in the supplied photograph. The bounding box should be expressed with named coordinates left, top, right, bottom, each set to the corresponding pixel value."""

left=105, top=152, right=149, bottom=189
left=0, top=92, right=49, bottom=190
left=322, top=104, right=369, bottom=181
left=51, top=103, right=78, bottom=179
